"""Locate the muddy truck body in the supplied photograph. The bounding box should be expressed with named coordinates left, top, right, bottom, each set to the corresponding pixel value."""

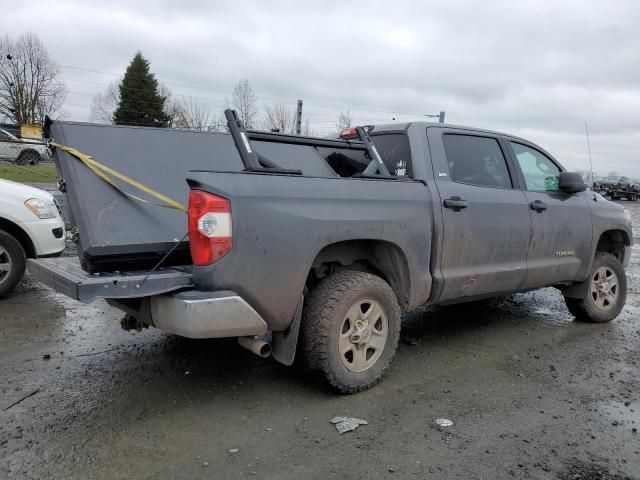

left=28, top=114, right=633, bottom=392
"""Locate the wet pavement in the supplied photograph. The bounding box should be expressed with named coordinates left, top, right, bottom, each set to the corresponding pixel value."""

left=1, top=201, right=640, bottom=479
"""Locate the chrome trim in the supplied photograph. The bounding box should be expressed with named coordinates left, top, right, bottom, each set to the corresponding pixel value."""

left=150, top=290, right=267, bottom=339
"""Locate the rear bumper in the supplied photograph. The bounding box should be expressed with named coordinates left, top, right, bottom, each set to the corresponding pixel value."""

left=27, top=257, right=267, bottom=339
left=149, top=290, right=267, bottom=339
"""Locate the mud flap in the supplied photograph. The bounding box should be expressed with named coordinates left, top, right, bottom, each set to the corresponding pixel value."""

left=271, top=295, right=303, bottom=366
left=559, top=279, right=590, bottom=299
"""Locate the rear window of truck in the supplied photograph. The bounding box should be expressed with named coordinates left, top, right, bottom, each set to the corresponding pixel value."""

left=315, top=133, right=411, bottom=178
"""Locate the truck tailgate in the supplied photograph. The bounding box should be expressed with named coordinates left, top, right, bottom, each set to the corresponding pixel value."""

left=27, top=257, right=193, bottom=303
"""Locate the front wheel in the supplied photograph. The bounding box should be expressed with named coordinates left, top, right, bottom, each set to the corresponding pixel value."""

left=564, top=252, right=626, bottom=323
left=300, top=271, right=401, bottom=393
left=16, top=150, right=40, bottom=165
left=0, top=230, right=26, bottom=298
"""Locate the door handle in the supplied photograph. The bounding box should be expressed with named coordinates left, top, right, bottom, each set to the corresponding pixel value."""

left=529, top=200, right=547, bottom=212
left=443, top=196, right=468, bottom=211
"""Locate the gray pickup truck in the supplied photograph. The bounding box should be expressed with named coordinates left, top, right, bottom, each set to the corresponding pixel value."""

left=29, top=112, right=633, bottom=393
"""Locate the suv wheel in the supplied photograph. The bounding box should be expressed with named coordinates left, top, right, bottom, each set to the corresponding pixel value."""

left=16, top=150, right=40, bottom=165
left=564, top=252, right=626, bottom=323
left=300, top=271, right=401, bottom=393
left=0, top=230, right=26, bottom=298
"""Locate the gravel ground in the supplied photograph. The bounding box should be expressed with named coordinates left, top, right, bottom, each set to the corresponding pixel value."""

left=0, top=201, right=639, bottom=480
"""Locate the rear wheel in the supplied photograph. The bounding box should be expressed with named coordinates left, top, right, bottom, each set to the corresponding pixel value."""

left=300, top=271, right=401, bottom=393
left=0, top=230, right=26, bottom=298
left=564, top=252, right=626, bottom=323
left=16, top=150, right=40, bottom=165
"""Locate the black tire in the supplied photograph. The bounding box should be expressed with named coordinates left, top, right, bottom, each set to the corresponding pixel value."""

left=0, top=230, right=26, bottom=299
left=299, top=271, right=401, bottom=393
left=564, top=252, right=626, bottom=323
left=16, top=150, right=40, bottom=165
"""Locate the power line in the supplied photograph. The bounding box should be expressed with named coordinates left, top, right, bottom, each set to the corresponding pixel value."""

left=59, top=63, right=438, bottom=118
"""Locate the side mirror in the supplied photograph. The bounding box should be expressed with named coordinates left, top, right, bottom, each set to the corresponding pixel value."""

left=558, top=171, right=587, bottom=194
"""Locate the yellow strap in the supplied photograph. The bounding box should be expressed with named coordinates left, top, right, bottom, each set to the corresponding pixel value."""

left=48, top=141, right=187, bottom=213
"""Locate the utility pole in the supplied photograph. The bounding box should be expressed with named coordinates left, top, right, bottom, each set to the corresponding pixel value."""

left=295, top=100, right=303, bottom=135
left=424, top=111, right=446, bottom=123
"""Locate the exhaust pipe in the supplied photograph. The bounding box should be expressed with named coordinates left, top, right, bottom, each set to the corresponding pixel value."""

left=238, top=336, right=272, bottom=358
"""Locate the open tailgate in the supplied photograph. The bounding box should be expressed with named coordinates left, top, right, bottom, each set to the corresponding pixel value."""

left=27, top=257, right=192, bottom=303
left=48, top=120, right=339, bottom=274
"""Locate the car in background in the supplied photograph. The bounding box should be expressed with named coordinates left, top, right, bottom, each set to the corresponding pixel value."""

left=592, top=176, right=613, bottom=194
left=0, top=129, right=50, bottom=165
left=614, top=176, right=640, bottom=193
left=0, top=179, right=65, bottom=297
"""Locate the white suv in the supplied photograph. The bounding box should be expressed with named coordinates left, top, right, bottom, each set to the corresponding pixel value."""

left=0, top=129, right=50, bottom=165
left=0, top=179, right=65, bottom=297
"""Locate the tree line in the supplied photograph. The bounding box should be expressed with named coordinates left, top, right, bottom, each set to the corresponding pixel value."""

left=0, top=33, right=352, bottom=134
left=90, top=52, right=320, bottom=134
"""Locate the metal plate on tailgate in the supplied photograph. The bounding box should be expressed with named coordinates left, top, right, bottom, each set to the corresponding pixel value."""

left=27, top=257, right=192, bottom=303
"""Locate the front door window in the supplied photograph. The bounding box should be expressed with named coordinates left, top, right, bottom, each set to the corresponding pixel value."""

left=510, top=142, right=561, bottom=192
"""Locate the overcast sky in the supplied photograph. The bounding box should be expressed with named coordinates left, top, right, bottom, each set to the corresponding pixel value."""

left=3, top=0, right=640, bottom=176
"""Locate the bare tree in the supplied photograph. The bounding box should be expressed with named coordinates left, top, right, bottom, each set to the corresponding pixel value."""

left=0, top=32, right=66, bottom=124
left=158, top=84, right=183, bottom=128
left=90, top=80, right=119, bottom=124
left=172, top=96, right=213, bottom=131
left=263, top=102, right=295, bottom=133
left=301, top=118, right=314, bottom=136
left=336, top=110, right=352, bottom=130
left=227, top=79, right=257, bottom=128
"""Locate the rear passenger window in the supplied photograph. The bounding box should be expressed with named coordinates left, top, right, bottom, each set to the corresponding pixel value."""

left=443, top=134, right=512, bottom=188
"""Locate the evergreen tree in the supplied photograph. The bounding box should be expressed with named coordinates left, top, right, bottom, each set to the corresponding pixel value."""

left=113, top=52, right=168, bottom=127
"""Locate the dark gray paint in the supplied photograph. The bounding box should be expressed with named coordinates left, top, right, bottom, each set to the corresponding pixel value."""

left=426, top=127, right=532, bottom=300
left=187, top=171, right=432, bottom=331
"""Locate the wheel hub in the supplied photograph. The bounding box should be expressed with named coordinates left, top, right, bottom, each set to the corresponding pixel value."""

left=350, top=320, right=371, bottom=348
left=338, top=298, right=388, bottom=373
left=596, top=280, right=610, bottom=295
left=590, top=266, right=619, bottom=311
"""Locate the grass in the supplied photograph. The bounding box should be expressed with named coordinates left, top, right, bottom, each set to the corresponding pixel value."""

left=0, top=163, right=58, bottom=183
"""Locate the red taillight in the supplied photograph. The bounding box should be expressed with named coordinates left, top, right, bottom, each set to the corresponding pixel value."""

left=339, top=127, right=358, bottom=139
left=188, top=190, right=232, bottom=266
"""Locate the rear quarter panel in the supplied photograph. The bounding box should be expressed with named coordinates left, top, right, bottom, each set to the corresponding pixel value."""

left=187, top=172, right=432, bottom=331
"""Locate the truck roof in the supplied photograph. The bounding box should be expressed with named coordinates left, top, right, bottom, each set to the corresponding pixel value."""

left=370, top=121, right=531, bottom=144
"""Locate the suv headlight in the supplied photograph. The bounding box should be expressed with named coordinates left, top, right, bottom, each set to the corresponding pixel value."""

left=24, top=198, right=57, bottom=219
left=624, top=209, right=631, bottom=221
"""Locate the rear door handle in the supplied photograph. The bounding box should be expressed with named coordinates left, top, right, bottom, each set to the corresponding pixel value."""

left=530, top=200, right=547, bottom=212
left=443, top=196, right=468, bottom=211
